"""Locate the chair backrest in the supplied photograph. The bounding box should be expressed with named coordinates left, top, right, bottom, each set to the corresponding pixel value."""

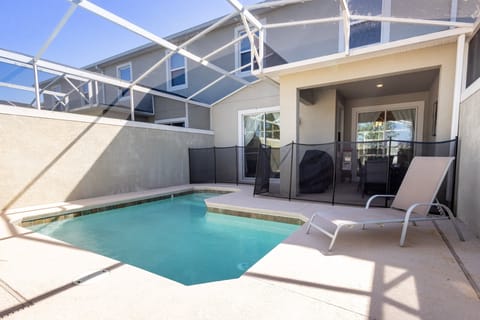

left=391, top=156, right=454, bottom=215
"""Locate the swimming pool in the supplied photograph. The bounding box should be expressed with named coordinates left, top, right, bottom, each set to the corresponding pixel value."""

left=29, top=192, right=299, bottom=285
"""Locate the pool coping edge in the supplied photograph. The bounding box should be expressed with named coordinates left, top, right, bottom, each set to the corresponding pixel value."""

left=14, top=186, right=238, bottom=227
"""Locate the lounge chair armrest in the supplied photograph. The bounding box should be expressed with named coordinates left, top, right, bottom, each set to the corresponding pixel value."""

left=365, top=194, right=396, bottom=208
left=406, top=202, right=437, bottom=212
left=405, top=202, right=455, bottom=216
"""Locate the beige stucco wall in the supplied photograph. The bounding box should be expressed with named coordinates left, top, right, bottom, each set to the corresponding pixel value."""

left=155, top=97, right=186, bottom=120
left=0, top=107, right=213, bottom=210
left=457, top=88, right=480, bottom=237
left=188, top=105, right=210, bottom=130
left=211, top=80, right=279, bottom=146
left=299, top=88, right=337, bottom=144
left=278, top=43, right=457, bottom=145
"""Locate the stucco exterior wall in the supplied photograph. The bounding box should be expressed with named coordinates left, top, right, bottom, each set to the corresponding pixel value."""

left=278, top=43, right=457, bottom=145
left=154, top=97, right=186, bottom=120
left=188, top=105, right=210, bottom=130
left=0, top=106, right=213, bottom=210
left=299, top=88, right=337, bottom=144
left=457, top=88, right=480, bottom=237
left=211, top=80, right=279, bottom=146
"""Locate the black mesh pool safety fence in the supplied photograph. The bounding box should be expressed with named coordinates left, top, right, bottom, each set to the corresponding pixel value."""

left=189, top=138, right=458, bottom=208
left=188, top=146, right=281, bottom=185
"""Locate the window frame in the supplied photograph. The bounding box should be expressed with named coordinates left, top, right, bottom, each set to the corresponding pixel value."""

left=166, top=52, right=188, bottom=91
left=116, top=62, right=132, bottom=99
left=234, top=21, right=265, bottom=76
left=155, top=117, right=187, bottom=127
left=237, top=106, right=281, bottom=146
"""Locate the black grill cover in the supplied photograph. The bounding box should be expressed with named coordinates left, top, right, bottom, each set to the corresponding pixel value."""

left=299, top=150, right=333, bottom=193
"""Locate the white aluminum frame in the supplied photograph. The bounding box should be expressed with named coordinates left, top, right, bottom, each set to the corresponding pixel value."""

left=35, top=2, right=79, bottom=61
left=68, top=0, right=249, bottom=86
left=0, top=81, right=66, bottom=98
left=234, top=26, right=256, bottom=76
left=0, top=48, right=210, bottom=109
left=1, top=0, right=477, bottom=123
left=227, top=0, right=264, bottom=72
left=126, top=0, right=307, bottom=95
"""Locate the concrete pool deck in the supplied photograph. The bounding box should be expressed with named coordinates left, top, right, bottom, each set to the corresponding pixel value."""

left=1, top=184, right=479, bottom=319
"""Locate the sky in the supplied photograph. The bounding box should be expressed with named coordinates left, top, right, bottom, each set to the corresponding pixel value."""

left=0, top=0, right=260, bottom=67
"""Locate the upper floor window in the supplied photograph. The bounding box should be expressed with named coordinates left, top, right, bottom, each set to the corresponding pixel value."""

left=349, top=0, right=383, bottom=49
left=116, top=62, right=132, bottom=97
left=467, top=29, right=480, bottom=87
left=167, top=53, right=187, bottom=90
left=235, top=28, right=259, bottom=75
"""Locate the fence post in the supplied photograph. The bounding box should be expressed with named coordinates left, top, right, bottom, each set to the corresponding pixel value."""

left=451, top=136, right=459, bottom=212
left=235, top=146, right=239, bottom=185
left=213, top=147, right=217, bottom=184
left=385, top=137, right=392, bottom=207
left=288, top=141, right=295, bottom=201
left=188, top=148, right=192, bottom=184
left=331, top=141, right=338, bottom=206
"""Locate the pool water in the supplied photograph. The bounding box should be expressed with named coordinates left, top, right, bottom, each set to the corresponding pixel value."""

left=30, top=192, right=299, bottom=285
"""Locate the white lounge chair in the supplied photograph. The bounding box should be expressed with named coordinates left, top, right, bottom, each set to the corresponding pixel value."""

left=306, top=156, right=465, bottom=251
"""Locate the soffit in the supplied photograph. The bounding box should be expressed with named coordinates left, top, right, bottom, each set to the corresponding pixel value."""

left=332, top=69, right=440, bottom=99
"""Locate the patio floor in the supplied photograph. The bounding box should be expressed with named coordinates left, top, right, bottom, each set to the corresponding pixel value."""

left=1, top=184, right=479, bottom=319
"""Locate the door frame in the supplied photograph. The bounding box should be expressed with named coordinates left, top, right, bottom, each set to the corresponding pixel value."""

left=237, top=106, right=280, bottom=182
left=351, top=100, right=424, bottom=142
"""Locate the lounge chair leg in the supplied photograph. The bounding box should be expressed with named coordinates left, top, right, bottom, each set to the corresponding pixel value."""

left=328, top=225, right=343, bottom=251
left=306, top=214, right=316, bottom=234
left=440, top=205, right=465, bottom=241
left=400, top=209, right=414, bottom=246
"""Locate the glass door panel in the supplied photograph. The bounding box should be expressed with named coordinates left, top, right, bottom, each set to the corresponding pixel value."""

left=242, top=111, right=280, bottom=178
left=243, top=113, right=264, bottom=178
left=356, top=107, right=416, bottom=172
left=356, top=110, right=386, bottom=163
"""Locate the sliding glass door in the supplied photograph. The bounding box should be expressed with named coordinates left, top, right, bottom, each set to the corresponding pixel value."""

left=240, top=108, right=280, bottom=179
left=355, top=103, right=422, bottom=174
